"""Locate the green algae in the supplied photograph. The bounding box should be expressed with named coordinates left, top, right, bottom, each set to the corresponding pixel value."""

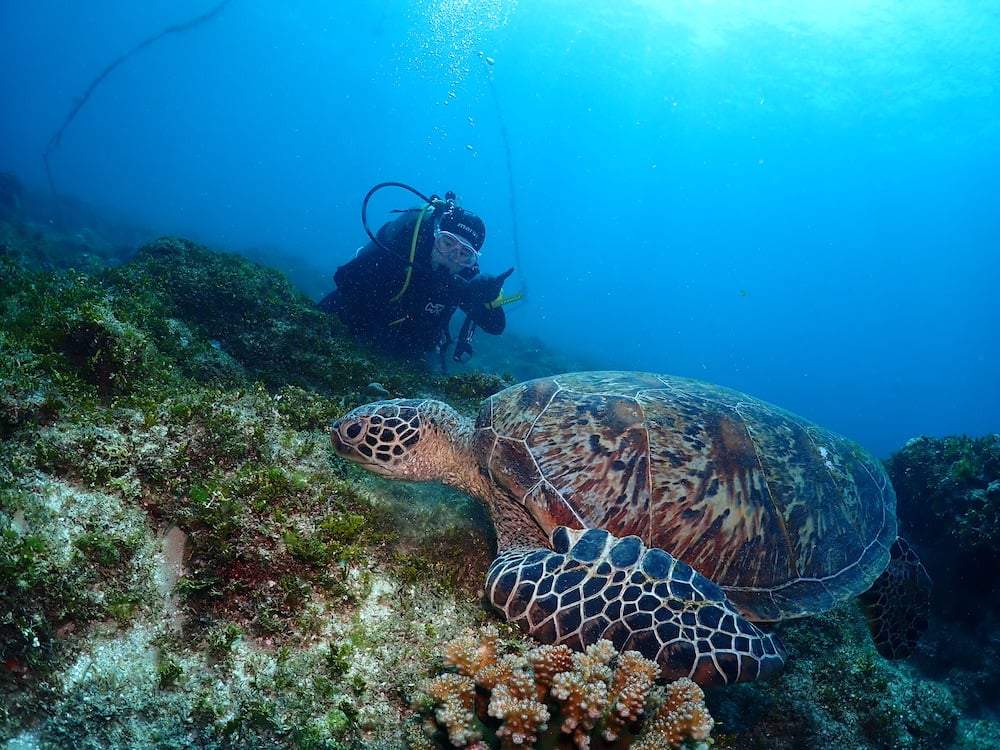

left=1, top=233, right=502, bottom=747
left=102, top=236, right=412, bottom=399
left=1, top=215, right=992, bottom=748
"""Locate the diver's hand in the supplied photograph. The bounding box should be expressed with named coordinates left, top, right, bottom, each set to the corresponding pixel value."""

left=465, top=267, right=514, bottom=307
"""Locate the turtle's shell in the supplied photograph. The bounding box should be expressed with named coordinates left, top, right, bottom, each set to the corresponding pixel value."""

left=473, top=371, right=897, bottom=622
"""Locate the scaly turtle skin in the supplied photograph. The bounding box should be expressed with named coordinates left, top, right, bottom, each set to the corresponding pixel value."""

left=330, top=371, right=930, bottom=686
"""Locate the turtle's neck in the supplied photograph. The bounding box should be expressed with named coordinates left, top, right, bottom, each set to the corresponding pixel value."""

left=420, top=399, right=482, bottom=497
left=424, top=399, right=550, bottom=551
left=424, top=402, right=484, bottom=495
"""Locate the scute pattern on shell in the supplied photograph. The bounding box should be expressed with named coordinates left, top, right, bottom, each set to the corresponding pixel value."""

left=474, top=371, right=897, bottom=622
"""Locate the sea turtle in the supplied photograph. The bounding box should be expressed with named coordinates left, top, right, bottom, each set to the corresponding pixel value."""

left=330, top=371, right=930, bottom=686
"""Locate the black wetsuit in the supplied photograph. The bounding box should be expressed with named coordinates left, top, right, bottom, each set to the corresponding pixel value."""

left=318, top=209, right=506, bottom=360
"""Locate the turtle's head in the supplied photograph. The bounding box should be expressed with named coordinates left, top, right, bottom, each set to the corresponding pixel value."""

left=330, top=398, right=470, bottom=482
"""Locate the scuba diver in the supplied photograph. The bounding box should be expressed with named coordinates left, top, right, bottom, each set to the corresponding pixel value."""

left=318, top=183, right=516, bottom=365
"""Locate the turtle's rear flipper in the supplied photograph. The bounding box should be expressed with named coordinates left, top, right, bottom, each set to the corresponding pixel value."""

left=859, top=536, right=931, bottom=659
left=485, top=526, right=786, bottom=687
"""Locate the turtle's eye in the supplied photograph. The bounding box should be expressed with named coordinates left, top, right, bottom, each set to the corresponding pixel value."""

left=343, top=421, right=364, bottom=440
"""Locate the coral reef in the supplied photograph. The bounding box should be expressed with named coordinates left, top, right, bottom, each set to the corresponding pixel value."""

left=705, top=602, right=964, bottom=750
left=411, top=626, right=713, bottom=749
left=0, top=224, right=500, bottom=747
left=890, top=433, right=1000, bottom=531
left=887, top=435, right=1000, bottom=722
left=0, top=190, right=996, bottom=748
left=888, top=435, right=1000, bottom=591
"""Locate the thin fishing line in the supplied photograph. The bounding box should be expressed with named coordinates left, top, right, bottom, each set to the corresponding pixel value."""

left=484, top=60, right=527, bottom=298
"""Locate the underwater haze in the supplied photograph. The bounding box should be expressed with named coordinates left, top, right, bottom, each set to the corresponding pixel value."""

left=1, top=0, right=997, bottom=458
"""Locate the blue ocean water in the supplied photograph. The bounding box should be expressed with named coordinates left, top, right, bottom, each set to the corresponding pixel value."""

left=1, top=0, right=996, bottom=459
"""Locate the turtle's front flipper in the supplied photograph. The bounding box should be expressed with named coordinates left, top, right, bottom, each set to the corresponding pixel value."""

left=859, top=536, right=931, bottom=660
left=485, top=527, right=786, bottom=687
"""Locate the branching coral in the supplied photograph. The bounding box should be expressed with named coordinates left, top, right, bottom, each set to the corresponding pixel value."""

left=424, top=673, right=481, bottom=746
left=412, top=626, right=714, bottom=749
left=487, top=679, right=550, bottom=748
left=601, top=651, right=660, bottom=742
left=631, top=679, right=713, bottom=750
left=548, top=639, right=614, bottom=746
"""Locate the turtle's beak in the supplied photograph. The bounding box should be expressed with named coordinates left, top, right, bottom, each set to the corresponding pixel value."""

left=329, top=427, right=348, bottom=456
left=329, top=417, right=368, bottom=463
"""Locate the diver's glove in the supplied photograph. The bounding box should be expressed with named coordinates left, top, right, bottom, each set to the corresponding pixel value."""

left=464, top=267, right=515, bottom=308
